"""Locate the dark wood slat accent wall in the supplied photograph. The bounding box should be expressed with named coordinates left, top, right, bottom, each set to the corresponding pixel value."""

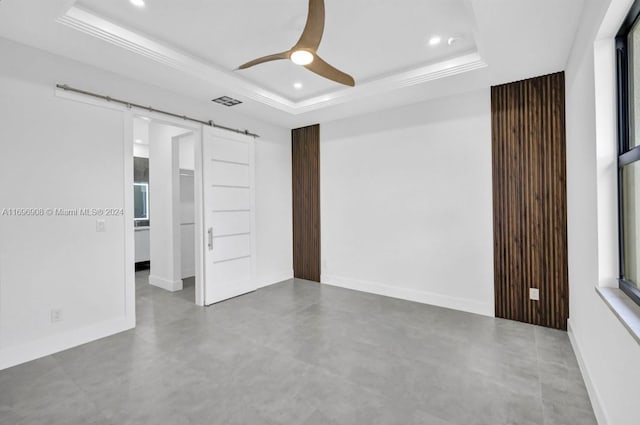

left=292, top=124, right=321, bottom=282
left=491, top=72, right=569, bottom=330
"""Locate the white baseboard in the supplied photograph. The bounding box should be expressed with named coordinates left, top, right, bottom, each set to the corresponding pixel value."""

left=567, top=319, right=608, bottom=425
left=148, top=275, right=183, bottom=292
left=321, top=274, right=493, bottom=317
left=255, top=270, right=294, bottom=289
left=0, top=316, right=134, bottom=370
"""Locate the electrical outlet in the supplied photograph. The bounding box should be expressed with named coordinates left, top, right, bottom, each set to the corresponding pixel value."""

left=529, top=288, right=540, bottom=301
left=96, top=219, right=106, bottom=232
left=50, top=309, right=63, bottom=323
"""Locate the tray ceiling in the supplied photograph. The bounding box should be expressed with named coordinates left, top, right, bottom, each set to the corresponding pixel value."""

left=76, top=0, right=479, bottom=101
left=0, top=0, right=585, bottom=126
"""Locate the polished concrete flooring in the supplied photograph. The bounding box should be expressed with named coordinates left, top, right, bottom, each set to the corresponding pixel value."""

left=0, top=271, right=596, bottom=425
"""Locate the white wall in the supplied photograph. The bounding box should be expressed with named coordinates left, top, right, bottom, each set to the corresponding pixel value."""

left=565, top=1, right=640, bottom=425
left=0, top=38, right=292, bottom=369
left=178, top=133, right=196, bottom=279
left=178, top=134, right=195, bottom=171
left=320, top=90, right=494, bottom=316
left=133, top=119, right=150, bottom=158
left=179, top=173, right=196, bottom=279
left=254, top=137, right=294, bottom=287
left=133, top=143, right=149, bottom=158
left=0, top=59, right=128, bottom=369
left=148, top=123, right=187, bottom=292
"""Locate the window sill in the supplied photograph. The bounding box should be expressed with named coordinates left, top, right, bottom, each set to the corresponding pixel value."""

left=596, top=286, right=640, bottom=345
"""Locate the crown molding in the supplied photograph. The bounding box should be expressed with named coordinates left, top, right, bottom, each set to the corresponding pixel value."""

left=57, top=6, right=488, bottom=115
left=57, top=6, right=295, bottom=111
left=294, top=52, right=487, bottom=113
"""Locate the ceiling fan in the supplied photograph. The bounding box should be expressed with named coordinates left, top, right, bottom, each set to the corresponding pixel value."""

left=237, top=0, right=355, bottom=87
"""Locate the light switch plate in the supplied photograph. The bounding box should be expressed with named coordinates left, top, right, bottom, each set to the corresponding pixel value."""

left=529, top=288, right=540, bottom=301
left=50, top=309, right=63, bottom=323
left=96, top=219, right=106, bottom=232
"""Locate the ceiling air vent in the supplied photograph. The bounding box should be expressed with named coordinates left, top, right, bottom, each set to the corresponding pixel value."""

left=212, top=96, right=243, bottom=107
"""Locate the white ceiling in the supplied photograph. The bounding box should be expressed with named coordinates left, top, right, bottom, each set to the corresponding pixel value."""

left=76, top=0, right=478, bottom=101
left=0, top=0, right=585, bottom=127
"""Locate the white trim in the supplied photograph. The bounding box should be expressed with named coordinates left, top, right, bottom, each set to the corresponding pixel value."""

left=249, top=135, right=258, bottom=291
left=567, top=319, right=609, bottom=425
left=0, top=317, right=133, bottom=370
left=321, top=274, right=493, bottom=317
left=294, top=52, right=487, bottom=112
left=148, top=275, right=183, bottom=292
left=167, top=133, right=183, bottom=292
left=57, top=6, right=488, bottom=115
left=194, top=126, right=205, bottom=306
left=56, top=6, right=292, bottom=111
left=593, top=37, right=620, bottom=289
left=123, top=110, right=136, bottom=327
left=596, top=287, right=640, bottom=345
left=255, top=270, right=294, bottom=289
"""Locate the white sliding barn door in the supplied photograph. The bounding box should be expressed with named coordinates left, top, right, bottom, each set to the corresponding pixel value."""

left=202, top=126, right=256, bottom=305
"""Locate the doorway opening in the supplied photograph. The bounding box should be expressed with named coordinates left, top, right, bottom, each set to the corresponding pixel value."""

left=132, top=116, right=200, bottom=306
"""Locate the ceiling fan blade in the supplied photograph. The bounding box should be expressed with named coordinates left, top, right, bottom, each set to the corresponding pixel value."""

left=305, top=55, right=355, bottom=86
left=293, top=0, right=325, bottom=50
left=237, top=51, right=290, bottom=70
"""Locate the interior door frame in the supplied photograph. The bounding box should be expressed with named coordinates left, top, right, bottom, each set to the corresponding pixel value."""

left=201, top=126, right=257, bottom=305
left=133, top=116, right=206, bottom=306
left=129, top=115, right=205, bottom=306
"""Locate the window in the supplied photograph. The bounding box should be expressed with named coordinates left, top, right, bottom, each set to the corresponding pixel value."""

left=616, top=0, right=640, bottom=307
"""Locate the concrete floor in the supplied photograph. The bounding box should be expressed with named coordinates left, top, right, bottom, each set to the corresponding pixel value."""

left=0, top=271, right=596, bottom=425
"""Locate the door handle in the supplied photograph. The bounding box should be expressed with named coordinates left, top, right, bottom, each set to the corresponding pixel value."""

left=207, top=227, right=213, bottom=251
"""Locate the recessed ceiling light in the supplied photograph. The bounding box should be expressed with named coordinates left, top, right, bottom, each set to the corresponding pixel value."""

left=139, top=116, right=151, bottom=121
left=135, top=139, right=144, bottom=144
left=130, top=0, right=145, bottom=8
left=290, top=50, right=314, bottom=66
left=428, top=36, right=442, bottom=46
left=448, top=37, right=462, bottom=46
left=294, top=82, right=303, bottom=89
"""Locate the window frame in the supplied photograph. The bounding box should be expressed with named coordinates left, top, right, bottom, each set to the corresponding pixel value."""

left=616, top=0, right=640, bottom=307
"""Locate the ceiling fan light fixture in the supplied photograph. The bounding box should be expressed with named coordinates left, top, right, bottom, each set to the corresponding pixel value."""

left=236, top=0, right=355, bottom=86
left=290, top=50, right=314, bottom=66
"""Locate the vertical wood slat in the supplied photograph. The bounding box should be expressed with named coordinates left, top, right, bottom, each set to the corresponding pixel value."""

left=491, top=72, right=569, bottom=330
left=291, top=124, right=321, bottom=282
